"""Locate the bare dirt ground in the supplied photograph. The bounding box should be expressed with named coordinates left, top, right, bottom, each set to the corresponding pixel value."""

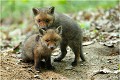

left=0, top=42, right=119, bottom=80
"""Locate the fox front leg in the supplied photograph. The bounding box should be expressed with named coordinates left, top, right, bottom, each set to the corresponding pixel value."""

left=45, top=56, right=55, bottom=70
left=34, top=50, right=41, bottom=71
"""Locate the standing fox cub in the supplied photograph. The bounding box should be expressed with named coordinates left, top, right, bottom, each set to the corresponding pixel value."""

left=32, top=6, right=85, bottom=66
left=21, top=26, right=62, bottom=71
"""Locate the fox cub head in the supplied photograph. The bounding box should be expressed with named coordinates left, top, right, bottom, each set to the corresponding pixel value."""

left=32, top=6, right=55, bottom=30
left=36, top=26, right=62, bottom=50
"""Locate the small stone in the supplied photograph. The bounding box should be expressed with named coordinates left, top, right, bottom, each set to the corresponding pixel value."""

left=6, top=67, right=9, bottom=70
left=84, top=53, right=88, bottom=55
left=34, top=74, right=40, bottom=79
left=36, top=71, right=40, bottom=73
left=28, top=68, right=32, bottom=71
left=65, top=65, right=73, bottom=70
left=80, top=64, right=84, bottom=66
left=107, top=60, right=112, bottom=63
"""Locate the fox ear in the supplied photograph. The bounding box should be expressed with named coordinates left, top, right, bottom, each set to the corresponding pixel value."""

left=39, top=29, right=46, bottom=35
left=32, top=8, right=39, bottom=15
left=56, top=26, right=62, bottom=35
left=48, top=6, right=55, bottom=14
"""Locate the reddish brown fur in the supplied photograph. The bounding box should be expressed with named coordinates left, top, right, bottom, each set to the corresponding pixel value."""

left=21, top=27, right=62, bottom=71
left=35, top=12, right=54, bottom=28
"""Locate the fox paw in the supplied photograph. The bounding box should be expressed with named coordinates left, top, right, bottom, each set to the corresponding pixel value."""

left=71, top=62, right=77, bottom=67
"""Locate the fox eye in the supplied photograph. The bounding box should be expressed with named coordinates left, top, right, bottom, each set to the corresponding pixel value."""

left=38, top=19, right=41, bottom=22
left=45, top=39, right=50, bottom=42
left=45, top=19, right=49, bottom=23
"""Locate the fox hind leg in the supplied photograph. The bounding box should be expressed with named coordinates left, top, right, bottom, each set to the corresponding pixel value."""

left=69, top=42, right=80, bottom=66
left=80, top=40, right=85, bottom=61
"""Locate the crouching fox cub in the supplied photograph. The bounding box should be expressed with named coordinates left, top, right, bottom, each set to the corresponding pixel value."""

left=21, top=26, right=62, bottom=71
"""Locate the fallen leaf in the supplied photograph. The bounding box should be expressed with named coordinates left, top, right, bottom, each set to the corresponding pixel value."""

left=83, top=41, right=95, bottom=46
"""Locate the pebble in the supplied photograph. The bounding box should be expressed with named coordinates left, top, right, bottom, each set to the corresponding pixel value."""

left=34, top=74, right=40, bottom=79
left=65, top=65, right=73, bottom=70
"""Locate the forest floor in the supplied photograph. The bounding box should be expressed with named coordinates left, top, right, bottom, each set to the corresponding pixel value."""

left=0, top=42, right=119, bottom=80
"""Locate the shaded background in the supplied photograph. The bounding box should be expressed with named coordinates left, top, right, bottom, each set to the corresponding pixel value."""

left=1, top=0, right=118, bottom=25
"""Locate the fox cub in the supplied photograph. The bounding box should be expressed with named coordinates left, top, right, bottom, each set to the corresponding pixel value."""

left=21, top=26, right=62, bottom=71
left=32, top=6, right=85, bottom=66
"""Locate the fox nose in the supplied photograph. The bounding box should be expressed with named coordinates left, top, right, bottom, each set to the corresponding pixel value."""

left=50, top=47, right=55, bottom=50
